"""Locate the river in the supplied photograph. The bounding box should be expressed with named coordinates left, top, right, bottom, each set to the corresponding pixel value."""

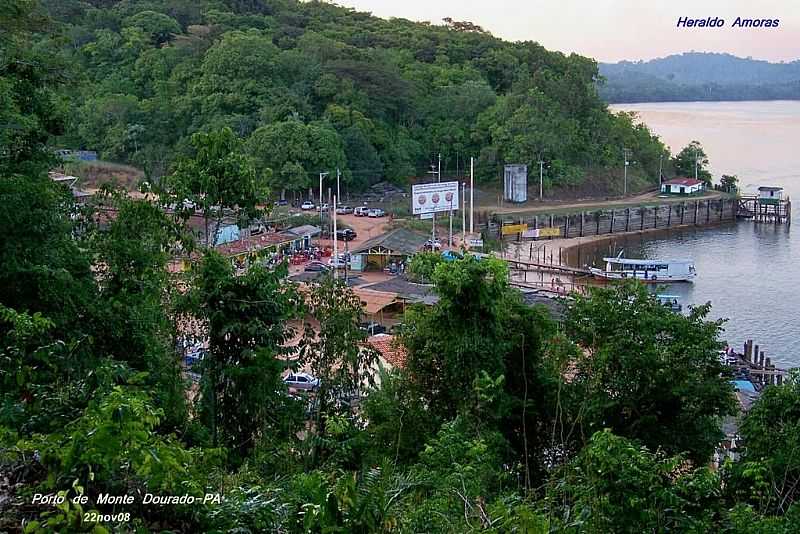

left=580, top=101, right=799, bottom=367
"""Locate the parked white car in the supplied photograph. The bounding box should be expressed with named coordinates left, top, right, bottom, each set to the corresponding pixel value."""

left=328, top=256, right=351, bottom=269
left=301, top=201, right=315, bottom=210
left=284, top=372, right=321, bottom=391
left=353, top=206, right=369, bottom=217
left=368, top=208, right=386, bottom=218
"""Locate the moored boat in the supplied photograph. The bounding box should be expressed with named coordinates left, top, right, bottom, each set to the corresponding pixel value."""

left=590, top=256, right=696, bottom=282
left=656, top=294, right=683, bottom=311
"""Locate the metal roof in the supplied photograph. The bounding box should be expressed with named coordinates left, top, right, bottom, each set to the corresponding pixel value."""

left=352, top=228, right=429, bottom=256
left=758, top=186, right=783, bottom=191
left=286, top=224, right=321, bottom=237
left=602, top=257, right=693, bottom=265
left=663, top=177, right=704, bottom=186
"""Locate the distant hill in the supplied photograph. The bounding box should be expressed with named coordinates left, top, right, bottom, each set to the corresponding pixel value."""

left=598, top=52, right=800, bottom=103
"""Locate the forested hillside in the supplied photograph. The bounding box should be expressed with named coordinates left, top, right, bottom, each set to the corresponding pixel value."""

left=600, top=52, right=800, bottom=103
left=44, top=0, right=666, bottom=194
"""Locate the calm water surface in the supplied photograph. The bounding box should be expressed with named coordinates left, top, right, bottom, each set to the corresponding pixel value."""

left=592, top=101, right=800, bottom=366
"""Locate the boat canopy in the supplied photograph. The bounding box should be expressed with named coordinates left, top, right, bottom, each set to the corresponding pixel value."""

left=602, top=257, right=692, bottom=266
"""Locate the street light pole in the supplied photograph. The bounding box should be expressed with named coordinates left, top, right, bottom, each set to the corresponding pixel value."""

left=336, top=168, right=340, bottom=204
left=333, top=195, right=338, bottom=280
left=622, top=148, right=632, bottom=196
left=469, top=157, right=474, bottom=235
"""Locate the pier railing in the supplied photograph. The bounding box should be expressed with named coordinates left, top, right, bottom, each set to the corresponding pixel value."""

left=490, top=198, right=738, bottom=239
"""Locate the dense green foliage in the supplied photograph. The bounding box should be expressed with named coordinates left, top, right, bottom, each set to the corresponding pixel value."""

left=599, top=52, right=800, bottom=103
left=39, top=0, right=668, bottom=194
left=4, top=2, right=800, bottom=532
left=673, top=140, right=713, bottom=184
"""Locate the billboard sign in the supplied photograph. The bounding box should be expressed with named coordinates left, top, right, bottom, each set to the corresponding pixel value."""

left=522, top=227, right=562, bottom=238
left=501, top=223, right=528, bottom=235
left=412, top=181, right=460, bottom=215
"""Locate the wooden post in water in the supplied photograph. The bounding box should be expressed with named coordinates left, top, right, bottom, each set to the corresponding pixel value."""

left=681, top=202, right=686, bottom=224
left=667, top=204, right=672, bottom=226
left=625, top=208, right=630, bottom=231
left=706, top=200, right=711, bottom=223
left=640, top=208, right=645, bottom=231
left=653, top=206, right=658, bottom=228
left=580, top=212, right=585, bottom=237
left=565, top=214, right=570, bottom=237
left=610, top=210, right=615, bottom=233
left=694, top=200, right=699, bottom=225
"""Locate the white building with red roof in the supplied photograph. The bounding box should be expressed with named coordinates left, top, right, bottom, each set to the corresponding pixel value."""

left=661, top=177, right=705, bottom=195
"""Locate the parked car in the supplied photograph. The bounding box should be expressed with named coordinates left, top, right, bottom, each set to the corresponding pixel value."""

left=353, top=206, right=369, bottom=217
left=328, top=256, right=350, bottom=269
left=336, top=228, right=357, bottom=241
left=274, top=198, right=289, bottom=206
left=301, top=200, right=315, bottom=210
left=319, top=203, right=329, bottom=212
left=359, top=322, right=387, bottom=335
left=441, top=250, right=462, bottom=262
left=336, top=205, right=354, bottom=215
left=304, top=261, right=330, bottom=272
left=283, top=372, right=320, bottom=391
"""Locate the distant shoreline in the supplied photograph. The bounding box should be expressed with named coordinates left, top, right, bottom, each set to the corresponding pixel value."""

left=606, top=97, right=800, bottom=105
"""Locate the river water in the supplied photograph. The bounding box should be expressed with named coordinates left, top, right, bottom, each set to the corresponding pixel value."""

left=580, top=101, right=799, bottom=367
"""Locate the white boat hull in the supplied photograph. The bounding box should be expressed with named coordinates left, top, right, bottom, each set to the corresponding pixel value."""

left=590, top=267, right=695, bottom=283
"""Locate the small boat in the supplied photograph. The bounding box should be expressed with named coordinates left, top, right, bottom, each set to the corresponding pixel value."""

left=590, top=253, right=696, bottom=283
left=656, top=294, right=682, bottom=312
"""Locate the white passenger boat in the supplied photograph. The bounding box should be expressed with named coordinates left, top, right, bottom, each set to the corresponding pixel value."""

left=590, top=256, right=696, bottom=282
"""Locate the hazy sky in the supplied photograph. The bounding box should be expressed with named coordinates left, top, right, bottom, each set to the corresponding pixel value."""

left=338, top=0, right=800, bottom=63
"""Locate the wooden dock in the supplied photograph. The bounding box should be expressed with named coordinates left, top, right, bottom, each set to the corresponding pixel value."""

left=725, top=339, right=790, bottom=387
left=737, top=195, right=791, bottom=224
left=504, top=257, right=591, bottom=277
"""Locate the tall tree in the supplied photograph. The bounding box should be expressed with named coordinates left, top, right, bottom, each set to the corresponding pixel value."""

left=191, top=251, right=300, bottom=459
left=300, top=277, right=379, bottom=466
left=673, top=140, right=712, bottom=184
left=165, top=127, right=267, bottom=247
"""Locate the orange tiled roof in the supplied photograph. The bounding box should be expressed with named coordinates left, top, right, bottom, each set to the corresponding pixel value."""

left=367, top=333, right=406, bottom=369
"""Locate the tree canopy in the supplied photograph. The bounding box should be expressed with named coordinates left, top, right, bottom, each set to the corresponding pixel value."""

left=34, top=0, right=669, bottom=194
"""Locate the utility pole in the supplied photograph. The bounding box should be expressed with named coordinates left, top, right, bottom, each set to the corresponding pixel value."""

left=538, top=158, right=545, bottom=201
left=427, top=157, right=439, bottom=242
left=658, top=153, right=663, bottom=186
left=333, top=195, right=338, bottom=280
left=622, top=148, right=632, bottom=196
left=693, top=147, right=699, bottom=181
left=318, top=172, right=328, bottom=216
left=469, top=157, right=474, bottom=235
left=461, top=181, right=466, bottom=247
left=336, top=168, right=340, bottom=204
left=448, top=197, right=453, bottom=247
